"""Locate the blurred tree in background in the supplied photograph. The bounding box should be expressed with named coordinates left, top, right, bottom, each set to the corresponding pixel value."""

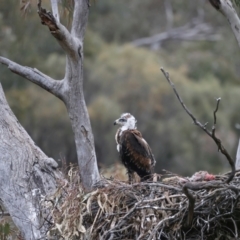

left=1, top=0, right=240, bottom=176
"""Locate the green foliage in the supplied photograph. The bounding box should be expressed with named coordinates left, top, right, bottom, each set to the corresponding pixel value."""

left=233, top=0, right=240, bottom=7
left=0, top=222, right=10, bottom=240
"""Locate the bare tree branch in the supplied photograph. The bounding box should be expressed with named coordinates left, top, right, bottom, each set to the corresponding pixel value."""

left=159, top=71, right=240, bottom=227
left=50, top=0, right=60, bottom=22
left=0, top=57, right=63, bottom=99
left=38, top=0, right=80, bottom=61
left=161, top=67, right=235, bottom=184
left=209, top=0, right=240, bottom=48
left=132, top=19, right=221, bottom=49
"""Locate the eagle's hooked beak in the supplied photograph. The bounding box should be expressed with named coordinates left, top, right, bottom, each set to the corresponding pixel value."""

left=113, top=120, right=118, bottom=125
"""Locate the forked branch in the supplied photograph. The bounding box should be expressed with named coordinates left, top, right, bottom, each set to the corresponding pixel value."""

left=161, top=67, right=235, bottom=184
left=161, top=67, right=236, bottom=226
left=37, top=0, right=81, bottom=60
left=0, top=57, right=63, bottom=99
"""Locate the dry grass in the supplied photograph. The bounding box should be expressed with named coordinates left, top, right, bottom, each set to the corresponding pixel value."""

left=43, top=167, right=240, bottom=240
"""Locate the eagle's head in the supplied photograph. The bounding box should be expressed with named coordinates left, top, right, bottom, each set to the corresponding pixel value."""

left=114, top=113, right=137, bottom=130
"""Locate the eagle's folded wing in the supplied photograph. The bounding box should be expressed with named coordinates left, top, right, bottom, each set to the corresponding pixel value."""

left=119, top=130, right=154, bottom=178
left=132, top=130, right=156, bottom=169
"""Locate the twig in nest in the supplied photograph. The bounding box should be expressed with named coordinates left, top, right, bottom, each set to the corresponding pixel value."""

left=160, top=67, right=235, bottom=183
left=182, top=180, right=223, bottom=226
left=161, top=67, right=236, bottom=226
left=182, top=184, right=195, bottom=226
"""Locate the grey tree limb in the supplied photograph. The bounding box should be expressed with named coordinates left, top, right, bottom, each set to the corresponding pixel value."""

left=209, top=0, right=240, bottom=48
left=37, top=0, right=100, bottom=190
left=131, top=19, right=221, bottom=49
left=50, top=0, right=60, bottom=22
left=0, top=56, right=63, bottom=99
left=71, top=0, right=90, bottom=40
left=37, top=1, right=80, bottom=60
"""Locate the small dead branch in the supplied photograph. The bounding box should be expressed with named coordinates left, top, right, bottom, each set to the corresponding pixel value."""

left=131, top=18, right=220, bottom=49
left=161, top=67, right=236, bottom=226
left=161, top=67, right=235, bottom=184
left=20, top=0, right=32, bottom=16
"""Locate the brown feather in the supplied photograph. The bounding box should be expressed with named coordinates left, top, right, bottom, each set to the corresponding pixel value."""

left=117, top=129, right=155, bottom=182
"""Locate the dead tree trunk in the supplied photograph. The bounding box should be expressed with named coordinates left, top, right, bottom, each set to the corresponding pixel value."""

left=0, top=0, right=100, bottom=237
left=0, top=0, right=100, bottom=191
left=0, top=83, right=60, bottom=239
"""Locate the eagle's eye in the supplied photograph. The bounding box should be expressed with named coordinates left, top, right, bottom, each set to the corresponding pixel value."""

left=119, top=118, right=126, bottom=122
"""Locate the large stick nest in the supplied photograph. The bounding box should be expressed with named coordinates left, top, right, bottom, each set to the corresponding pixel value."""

left=44, top=169, right=240, bottom=240
left=43, top=69, right=239, bottom=239
left=39, top=66, right=238, bottom=239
